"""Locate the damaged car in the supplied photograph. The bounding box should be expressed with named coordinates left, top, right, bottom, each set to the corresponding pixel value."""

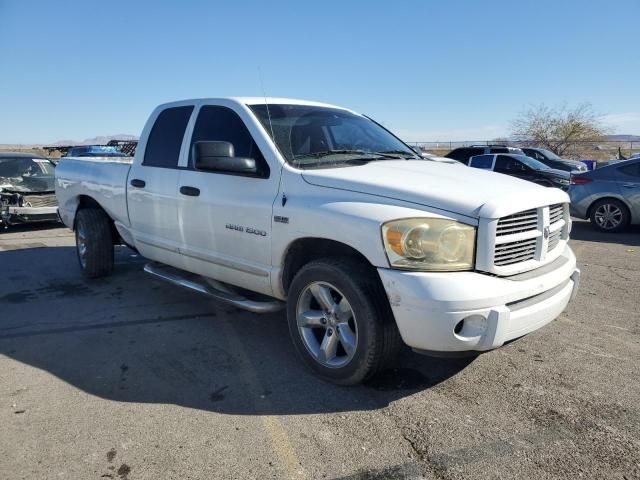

left=0, top=152, right=60, bottom=228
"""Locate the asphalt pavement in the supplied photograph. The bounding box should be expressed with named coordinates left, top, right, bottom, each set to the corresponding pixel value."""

left=1, top=221, right=639, bottom=479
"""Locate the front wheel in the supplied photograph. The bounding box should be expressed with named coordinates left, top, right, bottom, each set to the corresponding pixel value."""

left=589, top=198, right=630, bottom=232
left=286, top=258, right=401, bottom=385
left=75, top=208, right=114, bottom=278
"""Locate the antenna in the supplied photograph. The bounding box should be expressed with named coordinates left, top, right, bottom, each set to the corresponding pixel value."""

left=258, top=67, right=287, bottom=208
left=258, top=67, right=276, bottom=144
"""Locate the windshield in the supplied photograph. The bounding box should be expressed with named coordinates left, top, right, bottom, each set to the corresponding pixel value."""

left=516, top=155, right=550, bottom=170
left=0, top=157, right=55, bottom=192
left=249, top=104, right=416, bottom=168
left=536, top=148, right=562, bottom=161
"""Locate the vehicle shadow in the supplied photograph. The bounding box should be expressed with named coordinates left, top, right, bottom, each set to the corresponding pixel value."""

left=0, top=245, right=475, bottom=416
left=570, top=218, right=640, bottom=246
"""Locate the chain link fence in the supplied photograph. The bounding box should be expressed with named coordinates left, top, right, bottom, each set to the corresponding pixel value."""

left=409, top=140, right=639, bottom=161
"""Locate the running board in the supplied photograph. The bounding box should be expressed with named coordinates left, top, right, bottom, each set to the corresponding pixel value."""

left=143, top=262, right=284, bottom=314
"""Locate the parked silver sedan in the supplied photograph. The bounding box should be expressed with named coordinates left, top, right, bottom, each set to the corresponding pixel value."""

left=569, top=158, right=640, bottom=232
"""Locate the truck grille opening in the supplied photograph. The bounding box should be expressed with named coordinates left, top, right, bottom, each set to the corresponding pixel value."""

left=496, top=209, right=538, bottom=236
left=491, top=203, right=568, bottom=272
left=494, top=237, right=537, bottom=266
left=547, top=230, right=561, bottom=251
left=549, top=204, right=564, bottom=224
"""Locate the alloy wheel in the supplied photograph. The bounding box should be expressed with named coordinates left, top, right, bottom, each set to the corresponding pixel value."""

left=594, top=203, right=623, bottom=230
left=296, top=281, right=358, bottom=368
left=76, top=223, right=88, bottom=269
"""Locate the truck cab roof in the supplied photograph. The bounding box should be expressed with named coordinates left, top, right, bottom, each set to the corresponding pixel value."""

left=156, top=97, right=353, bottom=112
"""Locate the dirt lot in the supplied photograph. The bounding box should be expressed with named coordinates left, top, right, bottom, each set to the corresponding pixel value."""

left=0, top=221, right=638, bottom=480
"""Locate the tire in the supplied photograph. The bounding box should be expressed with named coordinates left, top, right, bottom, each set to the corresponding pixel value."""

left=75, top=208, right=114, bottom=278
left=589, top=198, right=630, bottom=233
left=286, top=257, right=402, bottom=385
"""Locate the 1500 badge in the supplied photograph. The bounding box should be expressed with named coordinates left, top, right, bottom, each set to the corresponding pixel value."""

left=225, top=224, right=267, bottom=237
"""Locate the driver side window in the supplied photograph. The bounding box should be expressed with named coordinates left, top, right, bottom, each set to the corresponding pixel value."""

left=189, top=106, right=270, bottom=177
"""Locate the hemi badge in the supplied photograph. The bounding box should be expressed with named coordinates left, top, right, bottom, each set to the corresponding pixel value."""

left=274, top=216, right=289, bottom=224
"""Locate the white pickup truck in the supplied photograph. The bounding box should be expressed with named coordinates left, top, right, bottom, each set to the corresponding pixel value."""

left=56, top=97, right=580, bottom=384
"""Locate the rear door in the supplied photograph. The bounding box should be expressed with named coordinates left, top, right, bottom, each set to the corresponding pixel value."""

left=128, top=104, right=194, bottom=266
left=176, top=103, right=280, bottom=295
left=616, top=160, right=640, bottom=220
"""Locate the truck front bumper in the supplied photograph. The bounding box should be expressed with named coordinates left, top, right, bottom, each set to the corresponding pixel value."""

left=377, top=245, right=579, bottom=353
left=1, top=206, right=60, bottom=225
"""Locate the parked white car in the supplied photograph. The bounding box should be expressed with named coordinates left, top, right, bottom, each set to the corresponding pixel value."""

left=55, top=97, right=580, bottom=384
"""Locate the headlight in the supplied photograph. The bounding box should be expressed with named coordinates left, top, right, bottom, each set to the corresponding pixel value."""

left=382, top=218, right=476, bottom=271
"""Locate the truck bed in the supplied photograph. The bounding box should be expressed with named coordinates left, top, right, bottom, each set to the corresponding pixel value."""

left=55, top=156, right=133, bottom=230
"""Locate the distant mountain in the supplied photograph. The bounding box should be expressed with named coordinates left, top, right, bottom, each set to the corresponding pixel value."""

left=605, top=134, right=640, bottom=142
left=53, top=134, right=138, bottom=146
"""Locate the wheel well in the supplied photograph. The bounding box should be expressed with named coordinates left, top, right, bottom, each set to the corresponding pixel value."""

left=281, top=238, right=375, bottom=295
left=587, top=196, right=630, bottom=219
left=75, top=195, right=120, bottom=244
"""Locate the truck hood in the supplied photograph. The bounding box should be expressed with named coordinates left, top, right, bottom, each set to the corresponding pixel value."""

left=301, top=160, right=569, bottom=219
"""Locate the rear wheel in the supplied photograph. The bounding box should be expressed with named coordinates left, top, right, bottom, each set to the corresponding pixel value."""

left=287, top=257, right=401, bottom=385
left=589, top=198, right=630, bottom=232
left=75, top=208, right=114, bottom=278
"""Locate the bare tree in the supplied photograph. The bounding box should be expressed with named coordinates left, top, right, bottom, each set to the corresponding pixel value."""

left=511, top=103, right=609, bottom=156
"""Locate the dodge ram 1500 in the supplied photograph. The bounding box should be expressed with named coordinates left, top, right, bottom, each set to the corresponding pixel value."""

left=55, top=97, right=580, bottom=384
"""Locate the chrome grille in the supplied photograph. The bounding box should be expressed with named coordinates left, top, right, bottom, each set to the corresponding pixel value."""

left=22, top=194, right=57, bottom=208
left=496, top=208, right=538, bottom=236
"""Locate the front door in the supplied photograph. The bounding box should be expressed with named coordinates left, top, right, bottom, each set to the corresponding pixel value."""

left=176, top=103, right=280, bottom=296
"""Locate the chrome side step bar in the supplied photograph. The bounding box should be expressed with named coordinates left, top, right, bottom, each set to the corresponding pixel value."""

left=144, top=262, right=284, bottom=314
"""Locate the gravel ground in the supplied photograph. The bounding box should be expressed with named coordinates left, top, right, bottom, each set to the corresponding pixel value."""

left=0, top=220, right=638, bottom=480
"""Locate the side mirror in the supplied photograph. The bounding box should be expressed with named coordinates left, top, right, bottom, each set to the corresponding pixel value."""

left=193, top=141, right=258, bottom=175
left=411, top=146, right=423, bottom=157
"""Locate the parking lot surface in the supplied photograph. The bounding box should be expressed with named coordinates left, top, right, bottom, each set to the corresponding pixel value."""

left=1, top=221, right=639, bottom=480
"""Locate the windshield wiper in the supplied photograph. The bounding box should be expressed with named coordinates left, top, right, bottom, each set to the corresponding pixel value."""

left=296, top=157, right=387, bottom=169
left=374, top=150, right=417, bottom=159
left=293, top=149, right=373, bottom=160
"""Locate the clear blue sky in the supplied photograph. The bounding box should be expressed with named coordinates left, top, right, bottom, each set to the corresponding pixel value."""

left=1, top=0, right=638, bottom=144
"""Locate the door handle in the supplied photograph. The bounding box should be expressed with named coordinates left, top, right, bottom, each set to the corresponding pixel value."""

left=622, top=184, right=637, bottom=188
left=180, top=186, right=200, bottom=197
left=130, top=179, right=146, bottom=188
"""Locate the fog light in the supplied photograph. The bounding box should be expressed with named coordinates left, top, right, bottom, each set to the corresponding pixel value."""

left=454, top=314, right=487, bottom=339
left=454, top=319, right=464, bottom=334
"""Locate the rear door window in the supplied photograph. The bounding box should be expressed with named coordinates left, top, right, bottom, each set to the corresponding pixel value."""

left=143, top=106, right=194, bottom=168
left=469, top=154, right=494, bottom=169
